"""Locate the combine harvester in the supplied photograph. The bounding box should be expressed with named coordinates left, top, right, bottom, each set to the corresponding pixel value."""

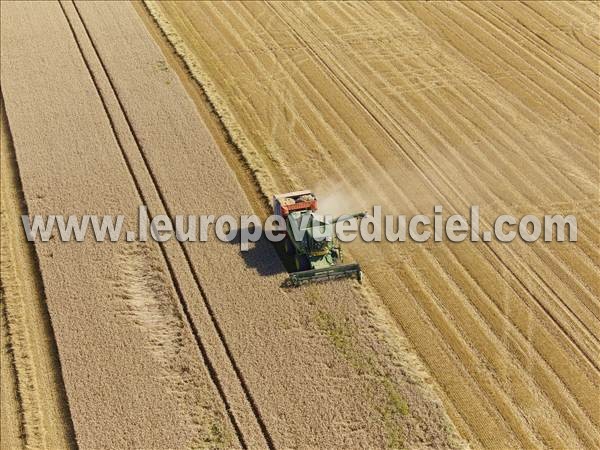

left=273, top=190, right=366, bottom=286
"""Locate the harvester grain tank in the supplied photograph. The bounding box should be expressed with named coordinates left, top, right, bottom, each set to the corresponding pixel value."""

left=273, top=190, right=366, bottom=286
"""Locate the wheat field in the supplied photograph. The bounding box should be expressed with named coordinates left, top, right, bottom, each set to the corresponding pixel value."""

left=1, top=1, right=597, bottom=448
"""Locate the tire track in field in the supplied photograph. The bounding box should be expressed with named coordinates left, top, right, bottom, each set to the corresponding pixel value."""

left=370, top=3, right=595, bottom=191
left=58, top=2, right=270, bottom=447
left=311, top=2, right=593, bottom=242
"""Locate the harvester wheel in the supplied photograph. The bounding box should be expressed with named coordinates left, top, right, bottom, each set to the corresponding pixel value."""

left=284, top=239, right=294, bottom=255
left=294, top=254, right=309, bottom=271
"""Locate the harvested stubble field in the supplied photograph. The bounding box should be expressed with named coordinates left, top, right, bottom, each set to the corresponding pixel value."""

left=145, top=1, right=600, bottom=449
left=1, top=1, right=466, bottom=449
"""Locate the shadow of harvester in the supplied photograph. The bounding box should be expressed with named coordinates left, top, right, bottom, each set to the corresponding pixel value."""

left=225, top=225, right=292, bottom=277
